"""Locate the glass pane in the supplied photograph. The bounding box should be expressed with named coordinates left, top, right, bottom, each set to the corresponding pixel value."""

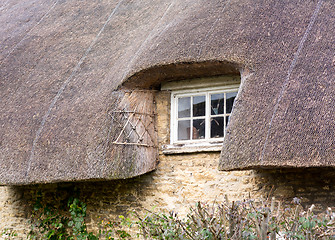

left=211, top=93, right=224, bottom=115
left=178, top=120, right=190, bottom=140
left=211, top=117, right=224, bottom=138
left=225, top=115, right=231, bottom=127
left=193, top=95, right=205, bottom=117
left=178, top=97, right=191, bottom=118
left=193, top=119, right=205, bottom=140
left=226, top=92, right=237, bottom=113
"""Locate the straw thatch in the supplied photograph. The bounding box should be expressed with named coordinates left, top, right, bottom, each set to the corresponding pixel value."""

left=1, top=0, right=334, bottom=184
left=219, top=0, right=335, bottom=170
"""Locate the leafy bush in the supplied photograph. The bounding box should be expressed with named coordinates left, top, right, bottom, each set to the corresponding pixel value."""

left=134, top=197, right=335, bottom=240
left=28, top=192, right=70, bottom=240
left=28, top=193, right=130, bottom=240
left=2, top=195, right=335, bottom=239
left=1, top=228, right=18, bottom=240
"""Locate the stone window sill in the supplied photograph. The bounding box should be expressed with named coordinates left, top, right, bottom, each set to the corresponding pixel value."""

left=162, top=143, right=222, bottom=155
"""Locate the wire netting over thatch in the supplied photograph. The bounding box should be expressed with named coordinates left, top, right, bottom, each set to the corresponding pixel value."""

left=103, top=90, right=158, bottom=179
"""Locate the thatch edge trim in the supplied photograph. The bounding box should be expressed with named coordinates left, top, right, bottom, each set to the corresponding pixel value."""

left=120, top=60, right=247, bottom=89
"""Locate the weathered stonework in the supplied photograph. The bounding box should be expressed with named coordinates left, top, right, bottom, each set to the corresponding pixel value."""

left=1, top=90, right=335, bottom=238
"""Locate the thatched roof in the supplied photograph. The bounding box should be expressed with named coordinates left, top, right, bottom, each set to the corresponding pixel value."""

left=1, top=0, right=333, bottom=184
left=219, top=0, right=335, bottom=170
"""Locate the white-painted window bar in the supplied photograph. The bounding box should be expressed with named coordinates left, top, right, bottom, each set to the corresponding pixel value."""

left=170, top=85, right=239, bottom=145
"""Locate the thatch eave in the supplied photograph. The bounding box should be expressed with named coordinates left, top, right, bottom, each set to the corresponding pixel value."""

left=121, top=60, right=243, bottom=90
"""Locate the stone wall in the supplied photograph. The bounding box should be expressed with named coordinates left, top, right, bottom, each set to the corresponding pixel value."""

left=1, top=90, right=335, bottom=238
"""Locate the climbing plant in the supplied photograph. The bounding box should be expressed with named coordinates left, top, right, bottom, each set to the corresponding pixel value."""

left=28, top=193, right=130, bottom=240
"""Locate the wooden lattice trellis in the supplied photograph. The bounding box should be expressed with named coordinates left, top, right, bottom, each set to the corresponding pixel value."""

left=108, top=108, right=157, bottom=148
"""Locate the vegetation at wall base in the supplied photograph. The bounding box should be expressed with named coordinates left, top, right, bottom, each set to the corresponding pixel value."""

left=2, top=195, right=335, bottom=239
left=134, top=198, right=335, bottom=240
left=26, top=192, right=130, bottom=240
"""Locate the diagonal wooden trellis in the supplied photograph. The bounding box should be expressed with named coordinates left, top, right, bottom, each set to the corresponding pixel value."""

left=108, top=108, right=157, bottom=148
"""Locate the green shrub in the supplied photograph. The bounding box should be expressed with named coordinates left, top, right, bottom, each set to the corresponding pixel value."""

left=1, top=228, right=18, bottom=240
left=134, top=197, right=335, bottom=240
left=2, top=195, right=335, bottom=239
left=28, top=193, right=130, bottom=240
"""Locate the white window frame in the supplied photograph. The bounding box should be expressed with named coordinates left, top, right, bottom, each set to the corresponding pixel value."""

left=170, top=84, right=239, bottom=145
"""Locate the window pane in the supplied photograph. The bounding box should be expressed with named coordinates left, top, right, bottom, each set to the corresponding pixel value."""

left=178, top=97, right=191, bottom=118
left=211, top=117, right=224, bottom=138
left=225, top=115, right=231, bottom=127
left=193, top=119, right=205, bottom=139
left=226, top=92, right=237, bottom=113
left=178, top=120, right=190, bottom=140
left=211, top=93, right=224, bottom=115
left=193, top=95, right=205, bottom=117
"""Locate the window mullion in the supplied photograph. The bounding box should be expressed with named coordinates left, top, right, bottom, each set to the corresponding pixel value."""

left=172, top=95, right=177, bottom=143
left=206, top=92, right=210, bottom=140
left=224, top=92, right=226, bottom=136
left=176, top=117, right=192, bottom=120
left=175, top=95, right=179, bottom=142
left=190, top=96, right=193, bottom=140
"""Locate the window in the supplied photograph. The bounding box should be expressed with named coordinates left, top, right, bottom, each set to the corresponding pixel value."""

left=160, top=76, right=240, bottom=153
left=170, top=85, right=239, bottom=145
